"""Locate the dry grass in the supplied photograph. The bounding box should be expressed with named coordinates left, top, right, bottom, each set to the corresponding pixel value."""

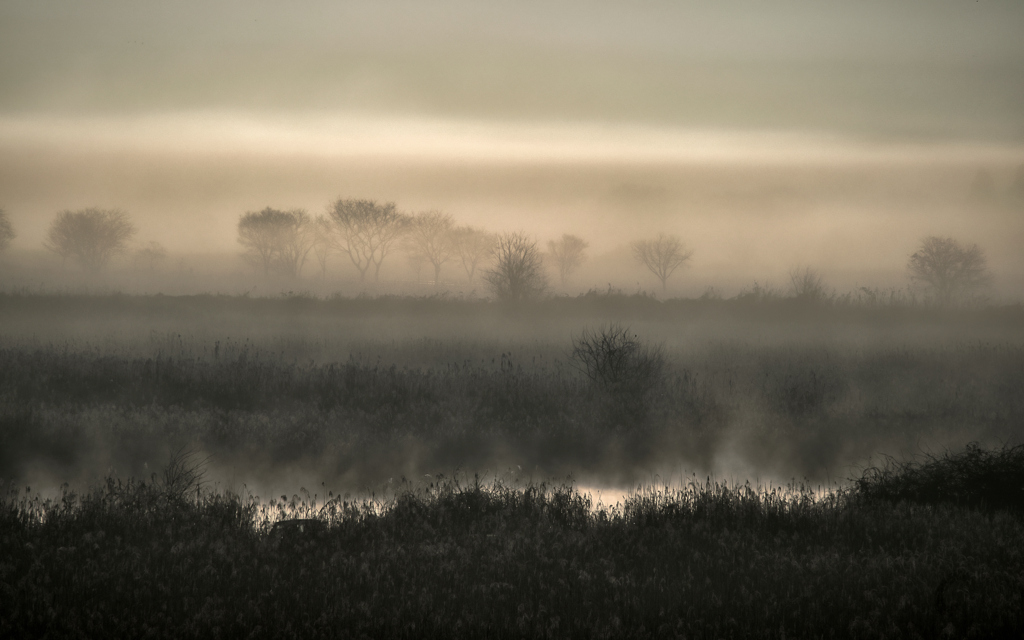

left=1, top=448, right=1022, bottom=638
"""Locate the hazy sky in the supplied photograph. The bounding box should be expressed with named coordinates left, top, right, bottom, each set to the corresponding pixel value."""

left=3, top=0, right=1023, bottom=137
left=1, top=0, right=1023, bottom=294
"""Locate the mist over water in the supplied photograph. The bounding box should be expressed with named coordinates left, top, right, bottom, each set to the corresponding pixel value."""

left=2, top=292, right=1021, bottom=505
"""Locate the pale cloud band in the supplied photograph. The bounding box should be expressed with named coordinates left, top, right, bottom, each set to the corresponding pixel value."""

left=4, top=112, right=1023, bottom=166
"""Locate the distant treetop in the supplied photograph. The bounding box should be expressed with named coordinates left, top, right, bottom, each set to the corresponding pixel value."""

left=0, top=208, right=15, bottom=253
left=44, top=208, right=135, bottom=272
left=907, top=236, right=991, bottom=305
left=327, top=199, right=411, bottom=284
left=631, top=233, right=693, bottom=293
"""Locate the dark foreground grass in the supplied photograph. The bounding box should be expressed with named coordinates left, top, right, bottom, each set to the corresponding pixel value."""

left=2, top=446, right=1023, bottom=639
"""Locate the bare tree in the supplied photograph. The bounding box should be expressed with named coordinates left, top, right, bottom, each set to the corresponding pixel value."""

left=275, top=210, right=315, bottom=278
left=0, top=209, right=14, bottom=253
left=237, top=207, right=314, bottom=278
left=484, top=232, right=547, bottom=302
left=405, top=210, right=456, bottom=287
left=310, top=214, right=333, bottom=281
left=327, top=199, right=411, bottom=283
left=631, top=233, right=693, bottom=293
left=788, top=266, right=830, bottom=302
left=134, top=241, right=168, bottom=271
left=452, top=225, right=495, bottom=283
left=907, top=236, right=991, bottom=305
left=547, top=234, right=589, bottom=287
left=44, top=208, right=136, bottom=272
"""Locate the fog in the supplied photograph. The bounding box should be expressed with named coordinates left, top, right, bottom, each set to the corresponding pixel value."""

left=2, top=1, right=1024, bottom=496
left=2, top=1, right=1024, bottom=297
left=2, top=120, right=1023, bottom=297
left=3, top=1, right=1024, bottom=134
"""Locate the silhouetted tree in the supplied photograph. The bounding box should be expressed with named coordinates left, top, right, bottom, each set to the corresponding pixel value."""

left=907, top=236, right=991, bottom=305
left=134, top=241, right=168, bottom=271
left=547, top=234, right=589, bottom=287
left=44, top=208, right=136, bottom=272
left=788, top=266, right=830, bottom=302
left=0, top=209, right=14, bottom=253
left=452, top=225, right=494, bottom=283
left=237, top=207, right=314, bottom=278
left=405, top=211, right=456, bottom=287
left=327, top=199, right=411, bottom=283
left=276, top=211, right=316, bottom=278
left=631, top=233, right=693, bottom=293
left=484, top=232, right=547, bottom=302
left=310, top=215, right=332, bottom=281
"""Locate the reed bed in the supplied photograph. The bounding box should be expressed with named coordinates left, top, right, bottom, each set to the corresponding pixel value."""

left=2, top=446, right=1022, bottom=639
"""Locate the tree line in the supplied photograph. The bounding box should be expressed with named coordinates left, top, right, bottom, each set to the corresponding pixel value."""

left=0, top=205, right=996, bottom=305
left=234, top=199, right=698, bottom=300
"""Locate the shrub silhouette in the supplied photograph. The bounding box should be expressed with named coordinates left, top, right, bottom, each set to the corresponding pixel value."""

left=570, top=324, right=665, bottom=424
left=907, top=236, right=991, bottom=305
left=484, top=232, right=547, bottom=302
left=855, top=442, right=1024, bottom=512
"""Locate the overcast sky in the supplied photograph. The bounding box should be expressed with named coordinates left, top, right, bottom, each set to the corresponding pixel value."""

left=2, top=0, right=1023, bottom=139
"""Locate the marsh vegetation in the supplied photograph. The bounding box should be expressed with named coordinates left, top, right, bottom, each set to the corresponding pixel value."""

left=1, top=290, right=1022, bottom=637
left=3, top=445, right=1023, bottom=638
left=2, top=290, right=1021, bottom=490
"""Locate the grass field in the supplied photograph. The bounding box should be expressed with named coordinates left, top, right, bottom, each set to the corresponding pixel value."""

left=1, top=291, right=1023, bottom=637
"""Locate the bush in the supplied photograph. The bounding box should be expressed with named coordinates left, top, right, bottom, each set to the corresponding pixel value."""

left=483, top=232, right=547, bottom=302
left=570, top=324, right=665, bottom=423
left=788, top=266, right=831, bottom=303
left=855, top=442, right=1024, bottom=512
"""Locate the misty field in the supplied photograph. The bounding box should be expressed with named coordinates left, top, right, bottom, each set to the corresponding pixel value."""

left=2, top=291, right=1022, bottom=488
left=2, top=290, right=1024, bottom=637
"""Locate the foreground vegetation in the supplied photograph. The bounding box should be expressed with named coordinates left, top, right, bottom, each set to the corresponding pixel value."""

left=2, top=445, right=1023, bottom=638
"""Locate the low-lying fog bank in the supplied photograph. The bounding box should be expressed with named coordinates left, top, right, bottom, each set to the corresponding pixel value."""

left=2, top=293, right=1021, bottom=500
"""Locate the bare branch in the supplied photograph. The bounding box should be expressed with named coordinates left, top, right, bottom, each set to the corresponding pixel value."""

left=631, top=233, right=693, bottom=293
left=547, top=234, right=589, bottom=287
left=452, top=226, right=495, bottom=283
left=44, top=208, right=136, bottom=272
left=237, top=207, right=314, bottom=278
left=404, top=210, right=456, bottom=287
left=907, top=236, right=991, bottom=305
left=327, top=199, right=411, bottom=283
left=483, top=232, right=547, bottom=302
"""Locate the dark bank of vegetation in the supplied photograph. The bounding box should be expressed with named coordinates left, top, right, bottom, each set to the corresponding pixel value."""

left=856, top=443, right=1024, bottom=514
left=2, top=445, right=1023, bottom=639
left=1, top=304, right=1022, bottom=485
left=2, top=286, right=1022, bottom=323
